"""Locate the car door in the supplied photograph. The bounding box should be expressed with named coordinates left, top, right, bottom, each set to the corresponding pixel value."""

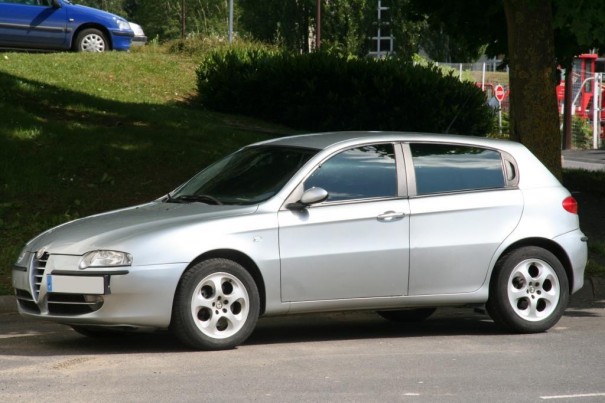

left=278, top=143, right=411, bottom=302
left=0, top=1, right=67, bottom=49
left=405, top=142, right=524, bottom=295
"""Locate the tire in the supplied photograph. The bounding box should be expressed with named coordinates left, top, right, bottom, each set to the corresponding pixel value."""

left=377, top=308, right=436, bottom=323
left=171, top=258, right=260, bottom=350
left=74, top=28, right=108, bottom=52
left=486, top=246, right=569, bottom=333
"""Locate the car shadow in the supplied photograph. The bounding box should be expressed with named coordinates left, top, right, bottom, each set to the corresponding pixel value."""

left=0, top=309, right=509, bottom=357
left=1, top=302, right=602, bottom=357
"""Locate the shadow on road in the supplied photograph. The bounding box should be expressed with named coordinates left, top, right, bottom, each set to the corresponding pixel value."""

left=1, top=300, right=601, bottom=357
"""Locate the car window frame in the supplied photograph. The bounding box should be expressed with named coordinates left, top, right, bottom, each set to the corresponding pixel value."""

left=282, top=142, right=408, bottom=209
left=402, top=141, right=519, bottom=198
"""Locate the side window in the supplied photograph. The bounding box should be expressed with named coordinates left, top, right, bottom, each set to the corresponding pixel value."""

left=304, top=144, right=397, bottom=202
left=410, top=143, right=505, bottom=195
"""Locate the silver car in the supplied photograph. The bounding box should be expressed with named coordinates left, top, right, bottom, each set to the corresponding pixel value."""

left=12, top=132, right=587, bottom=350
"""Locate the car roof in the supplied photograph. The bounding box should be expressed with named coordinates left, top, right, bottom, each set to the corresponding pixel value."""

left=253, top=131, right=522, bottom=152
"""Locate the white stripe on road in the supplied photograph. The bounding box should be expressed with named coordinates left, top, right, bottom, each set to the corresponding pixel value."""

left=541, top=393, right=605, bottom=400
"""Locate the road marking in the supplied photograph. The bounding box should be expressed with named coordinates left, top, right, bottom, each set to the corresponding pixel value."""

left=0, top=332, right=51, bottom=339
left=541, top=393, right=605, bottom=400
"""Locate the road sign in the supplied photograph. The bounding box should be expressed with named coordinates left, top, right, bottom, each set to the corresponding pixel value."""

left=495, top=84, right=505, bottom=102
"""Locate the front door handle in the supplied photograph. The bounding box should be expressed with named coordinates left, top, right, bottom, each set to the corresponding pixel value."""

left=377, top=211, right=405, bottom=222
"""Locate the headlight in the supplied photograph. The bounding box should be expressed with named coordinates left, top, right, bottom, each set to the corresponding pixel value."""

left=15, top=247, right=30, bottom=266
left=115, top=18, right=131, bottom=31
left=80, top=250, right=132, bottom=269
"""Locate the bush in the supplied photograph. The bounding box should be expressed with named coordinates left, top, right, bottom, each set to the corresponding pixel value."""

left=571, top=116, right=594, bottom=149
left=164, top=36, right=276, bottom=58
left=197, top=50, right=494, bottom=135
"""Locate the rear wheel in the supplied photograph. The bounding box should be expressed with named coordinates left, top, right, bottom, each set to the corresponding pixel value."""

left=377, top=308, right=436, bottom=323
left=487, top=247, right=569, bottom=333
left=171, top=259, right=260, bottom=350
left=74, top=28, right=108, bottom=52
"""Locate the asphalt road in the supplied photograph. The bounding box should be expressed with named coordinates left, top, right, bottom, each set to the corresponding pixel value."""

left=1, top=287, right=604, bottom=403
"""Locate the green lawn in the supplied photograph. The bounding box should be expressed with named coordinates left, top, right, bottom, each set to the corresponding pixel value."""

left=0, top=49, right=292, bottom=294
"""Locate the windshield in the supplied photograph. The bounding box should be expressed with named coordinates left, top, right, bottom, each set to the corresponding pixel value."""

left=169, top=146, right=318, bottom=205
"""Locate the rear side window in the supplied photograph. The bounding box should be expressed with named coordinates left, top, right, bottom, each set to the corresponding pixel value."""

left=410, top=143, right=505, bottom=195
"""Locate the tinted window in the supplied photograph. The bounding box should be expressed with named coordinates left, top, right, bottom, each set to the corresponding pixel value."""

left=411, top=143, right=505, bottom=195
left=173, top=146, right=317, bottom=205
left=304, top=144, right=397, bottom=201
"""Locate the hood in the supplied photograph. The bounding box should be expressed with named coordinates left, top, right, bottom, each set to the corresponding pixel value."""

left=66, top=2, right=131, bottom=25
left=26, top=202, right=258, bottom=256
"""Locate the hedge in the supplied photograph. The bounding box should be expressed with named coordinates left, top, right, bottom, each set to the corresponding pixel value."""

left=197, top=49, right=494, bottom=135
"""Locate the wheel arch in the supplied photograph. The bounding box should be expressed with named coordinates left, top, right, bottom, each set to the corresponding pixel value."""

left=71, top=24, right=113, bottom=50
left=180, top=249, right=267, bottom=315
left=492, top=238, right=574, bottom=293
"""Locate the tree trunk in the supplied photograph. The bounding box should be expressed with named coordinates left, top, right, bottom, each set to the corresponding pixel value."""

left=504, top=0, right=561, bottom=178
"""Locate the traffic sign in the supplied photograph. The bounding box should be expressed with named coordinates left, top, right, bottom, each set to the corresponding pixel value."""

left=495, top=84, right=505, bottom=102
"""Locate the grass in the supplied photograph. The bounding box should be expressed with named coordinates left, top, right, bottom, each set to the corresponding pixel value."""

left=0, top=48, right=293, bottom=294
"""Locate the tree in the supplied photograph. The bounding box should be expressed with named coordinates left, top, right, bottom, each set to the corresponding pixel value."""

left=76, top=0, right=131, bottom=17
left=409, top=0, right=605, bottom=178
left=238, top=0, right=426, bottom=57
left=504, top=0, right=561, bottom=177
left=238, top=0, right=314, bottom=52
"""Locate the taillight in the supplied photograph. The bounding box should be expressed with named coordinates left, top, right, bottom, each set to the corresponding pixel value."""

left=562, top=196, right=578, bottom=214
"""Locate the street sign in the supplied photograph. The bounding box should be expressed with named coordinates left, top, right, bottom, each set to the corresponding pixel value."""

left=495, top=84, right=505, bottom=102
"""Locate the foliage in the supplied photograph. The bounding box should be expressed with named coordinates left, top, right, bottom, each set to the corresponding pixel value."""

left=407, top=0, right=506, bottom=62
left=76, top=0, right=231, bottom=41
left=197, top=49, right=494, bottom=134
left=74, top=0, right=133, bottom=17
left=562, top=169, right=605, bottom=196
left=163, top=36, right=275, bottom=58
left=0, top=50, right=288, bottom=294
left=237, top=0, right=428, bottom=58
left=563, top=168, right=605, bottom=278
left=571, top=117, right=593, bottom=150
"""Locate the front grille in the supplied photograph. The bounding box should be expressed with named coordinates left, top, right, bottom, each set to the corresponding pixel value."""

left=31, top=252, right=49, bottom=301
left=47, top=293, right=104, bottom=315
left=15, top=289, right=41, bottom=313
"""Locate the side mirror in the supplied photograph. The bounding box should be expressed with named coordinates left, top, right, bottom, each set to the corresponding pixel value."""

left=286, top=187, right=328, bottom=210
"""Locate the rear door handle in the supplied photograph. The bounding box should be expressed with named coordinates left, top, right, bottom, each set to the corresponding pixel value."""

left=377, top=211, right=405, bottom=222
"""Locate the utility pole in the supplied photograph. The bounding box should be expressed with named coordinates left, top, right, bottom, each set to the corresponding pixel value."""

left=228, top=0, right=234, bottom=43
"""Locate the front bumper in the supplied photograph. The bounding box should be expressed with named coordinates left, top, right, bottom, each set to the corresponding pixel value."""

left=108, top=29, right=134, bottom=51
left=12, top=254, right=187, bottom=329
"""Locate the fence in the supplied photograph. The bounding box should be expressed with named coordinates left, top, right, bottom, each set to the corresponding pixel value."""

left=435, top=61, right=603, bottom=149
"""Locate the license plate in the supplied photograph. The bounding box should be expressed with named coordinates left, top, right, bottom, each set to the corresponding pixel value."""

left=46, top=275, right=105, bottom=294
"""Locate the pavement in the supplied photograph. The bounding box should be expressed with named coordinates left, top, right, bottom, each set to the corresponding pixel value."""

left=562, top=149, right=605, bottom=171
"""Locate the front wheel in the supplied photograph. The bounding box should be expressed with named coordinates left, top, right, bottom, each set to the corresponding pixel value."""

left=171, top=259, right=260, bottom=350
left=74, top=28, right=108, bottom=52
left=487, top=247, right=569, bottom=333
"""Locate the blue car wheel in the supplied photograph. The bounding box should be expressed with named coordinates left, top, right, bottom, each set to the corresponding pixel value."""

left=74, top=28, right=108, bottom=52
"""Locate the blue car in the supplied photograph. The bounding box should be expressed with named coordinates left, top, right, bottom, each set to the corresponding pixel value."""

left=0, top=0, right=134, bottom=52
